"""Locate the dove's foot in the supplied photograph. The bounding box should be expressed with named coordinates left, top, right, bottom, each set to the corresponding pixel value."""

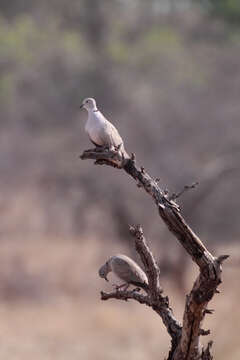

left=112, top=283, right=129, bottom=292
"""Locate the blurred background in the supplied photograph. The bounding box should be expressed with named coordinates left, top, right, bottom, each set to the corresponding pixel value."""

left=0, top=0, right=239, bottom=359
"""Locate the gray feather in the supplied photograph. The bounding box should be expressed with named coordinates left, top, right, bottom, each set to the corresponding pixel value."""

left=108, top=254, right=148, bottom=290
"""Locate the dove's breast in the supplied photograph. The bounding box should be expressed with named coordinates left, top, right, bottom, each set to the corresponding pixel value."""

left=85, top=112, right=106, bottom=146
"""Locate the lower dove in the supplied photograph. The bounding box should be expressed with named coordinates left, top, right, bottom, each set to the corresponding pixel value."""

left=98, top=254, right=149, bottom=291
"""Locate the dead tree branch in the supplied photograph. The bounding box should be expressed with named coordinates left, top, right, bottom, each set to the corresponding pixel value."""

left=129, top=224, right=162, bottom=300
left=101, top=224, right=182, bottom=358
left=80, top=147, right=229, bottom=360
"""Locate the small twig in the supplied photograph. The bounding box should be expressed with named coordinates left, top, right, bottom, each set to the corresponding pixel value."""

left=131, top=153, right=136, bottom=162
left=202, top=341, right=213, bottom=360
left=203, top=309, right=214, bottom=315
left=199, top=329, right=211, bottom=336
left=216, top=255, right=229, bottom=264
left=169, top=182, right=199, bottom=201
left=164, top=188, right=169, bottom=196
left=136, top=180, right=143, bottom=188
left=101, top=289, right=150, bottom=304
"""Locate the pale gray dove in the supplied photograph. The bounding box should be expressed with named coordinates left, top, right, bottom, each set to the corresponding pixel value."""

left=98, top=254, right=149, bottom=291
left=80, top=98, right=129, bottom=159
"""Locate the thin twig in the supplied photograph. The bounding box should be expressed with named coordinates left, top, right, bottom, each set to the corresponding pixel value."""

left=101, top=289, right=150, bottom=304
left=169, top=182, right=199, bottom=201
left=129, top=224, right=162, bottom=300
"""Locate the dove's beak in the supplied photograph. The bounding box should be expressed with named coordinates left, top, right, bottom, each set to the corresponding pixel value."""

left=104, top=276, right=109, bottom=282
left=79, top=104, right=84, bottom=109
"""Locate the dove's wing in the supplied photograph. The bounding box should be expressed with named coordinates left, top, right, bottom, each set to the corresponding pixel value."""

left=88, top=135, right=101, bottom=147
left=111, top=255, right=148, bottom=285
left=100, top=119, right=124, bottom=148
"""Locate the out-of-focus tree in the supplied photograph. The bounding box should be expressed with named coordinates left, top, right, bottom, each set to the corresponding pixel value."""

left=0, top=0, right=239, bottom=294
left=196, top=0, right=240, bottom=24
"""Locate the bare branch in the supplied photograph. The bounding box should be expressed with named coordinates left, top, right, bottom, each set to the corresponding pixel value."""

left=129, top=224, right=162, bottom=300
left=199, top=329, right=211, bottom=336
left=203, top=309, right=214, bottom=315
left=169, top=182, right=199, bottom=201
left=100, top=289, right=150, bottom=304
left=81, top=147, right=229, bottom=360
left=80, top=147, right=128, bottom=169
left=202, top=341, right=213, bottom=360
left=182, top=154, right=240, bottom=220
left=216, top=255, right=229, bottom=264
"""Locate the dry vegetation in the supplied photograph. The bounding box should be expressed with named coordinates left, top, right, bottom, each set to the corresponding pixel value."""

left=0, top=237, right=239, bottom=360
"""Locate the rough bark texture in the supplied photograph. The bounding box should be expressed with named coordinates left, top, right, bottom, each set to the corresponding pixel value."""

left=80, top=148, right=229, bottom=360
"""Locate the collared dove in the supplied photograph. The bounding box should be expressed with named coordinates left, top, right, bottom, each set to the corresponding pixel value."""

left=98, top=254, right=149, bottom=291
left=80, top=98, right=129, bottom=159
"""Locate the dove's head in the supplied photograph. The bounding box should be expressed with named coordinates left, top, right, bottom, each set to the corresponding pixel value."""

left=80, top=97, right=97, bottom=111
left=98, top=261, right=110, bottom=282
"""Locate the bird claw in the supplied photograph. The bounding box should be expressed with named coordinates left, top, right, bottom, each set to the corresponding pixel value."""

left=112, top=283, right=129, bottom=292
left=112, top=283, right=121, bottom=292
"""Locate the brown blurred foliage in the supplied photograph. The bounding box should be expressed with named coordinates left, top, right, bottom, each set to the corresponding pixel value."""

left=1, top=1, right=239, bottom=243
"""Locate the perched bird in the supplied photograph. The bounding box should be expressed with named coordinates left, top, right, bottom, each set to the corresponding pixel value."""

left=99, top=254, right=149, bottom=291
left=80, top=98, right=129, bottom=159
